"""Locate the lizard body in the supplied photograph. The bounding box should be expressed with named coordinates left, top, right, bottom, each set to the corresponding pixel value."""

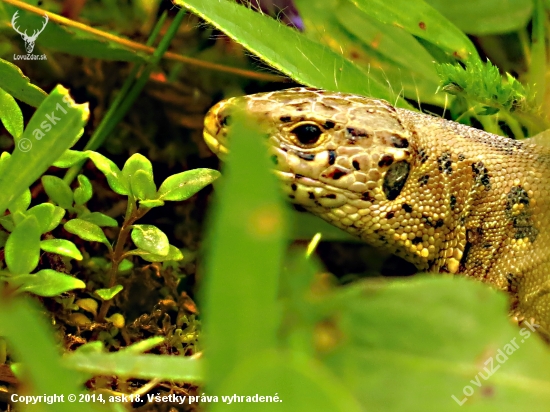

left=203, top=87, right=550, bottom=336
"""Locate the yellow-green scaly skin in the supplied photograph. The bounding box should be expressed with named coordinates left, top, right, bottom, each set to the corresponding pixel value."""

left=203, top=87, right=550, bottom=337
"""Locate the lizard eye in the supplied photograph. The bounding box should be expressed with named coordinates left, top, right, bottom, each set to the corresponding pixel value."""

left=290, top=123, right=323, bottom=145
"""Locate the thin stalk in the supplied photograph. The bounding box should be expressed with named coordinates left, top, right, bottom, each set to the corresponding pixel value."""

left=2, top=0, right=283, bottom=82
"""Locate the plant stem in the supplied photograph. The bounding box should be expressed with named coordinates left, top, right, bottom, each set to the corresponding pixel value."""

left=96, top=202, right=149, bottom=322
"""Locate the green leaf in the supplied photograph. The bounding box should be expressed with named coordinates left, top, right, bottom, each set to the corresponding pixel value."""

left=0, top=215, right=14, bottom=232
left=129, top=245, right=183, bottom=262
left=122, top=153, right=154, bottom=180
left=320, top=277, right=550, bottom=410
left=201, top=112, right=287, bottom=392
left=0, top=151, right=11, bottom=176
left=351, top=0, right=478, bottom=60
left=177, top=0, right=411, bottom=107
left=139, top=199, right=164, bottom=208
left=131, top=224, right=169, bottom=256
left=8, top=188, right=31, bottom=214
left=122, top=154, right=156, bottom=200
left=0, top=58, right=47, bottom=107
left=158, top=168, right=220, bottom=201
left=52, top=150, right=89, bottom=168
left=25, top=203, right=65, bottom=233
left=11, top=270, right=85, bottom=297
left=11, top=211, right=26, bottom=227
left=64, top=219, right=110, bottom=247
left=212, top=351, right=363, bottom=412
left=334, top=3, right=439, bottom=84
left=78, top=212, right=118, bottom=227
left=41, top=175, right=74, bottom=209
left=426, top=0, right=533, bottom=35
left=0, top=295, right=97, bottom=412
left=86, top=151, right=129, bottom=195
left=0, top=86, right=23, bottom=139
left=118, top=259, right=134, bottom=273
left=0, top=85, right=89, bottom=214
left=40, top=239, right=83, bottom=260
left=63, top=351, right=201, bottom=382
left=95, top=285, right=124, bottom=301
left=5, top=215, right=41, bottom=275
left=73, top=174, right=93, bottom=205
left=131, top=170, right=157, bottom=200
left=0, top=231, right=7, bottom=248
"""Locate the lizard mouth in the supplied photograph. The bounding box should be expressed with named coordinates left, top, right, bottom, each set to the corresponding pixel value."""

left=203, top=100, right=229, bottom=159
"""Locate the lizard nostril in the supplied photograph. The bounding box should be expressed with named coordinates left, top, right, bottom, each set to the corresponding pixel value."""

left=219, top=114, right=232, bottom=127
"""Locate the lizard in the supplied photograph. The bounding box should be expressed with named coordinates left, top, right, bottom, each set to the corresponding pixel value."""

left=202, top=87, right=550, bottom=338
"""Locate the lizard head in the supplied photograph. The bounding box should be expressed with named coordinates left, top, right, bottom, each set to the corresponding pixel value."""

left=204, top=87, right=429, bottom=263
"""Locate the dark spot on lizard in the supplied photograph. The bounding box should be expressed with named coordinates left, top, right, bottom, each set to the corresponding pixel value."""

left=412, top=236, right=423, bottom=245
left=402, top=203, right=413, bottom=213
left=466, top=227, right=484, bottom=243
left=505, top=186, right=538, bottom=242
left=423, top=215, right=443, bottom=228
left=506, top=273, right=519, bottom=294
left=296, top=152, right=316, bottom=161
left=472, top=161, right=491, bottom=190
left=418, top=175, right=429, bottom=186
left=378, top=154, right=394, bottom=168
left=450, top=195, right=457, bottom=211
left=291, top=183, right=297, bottom=191
left=280, top=116, right=292, bottom=123
left=418, top=148, right=429, bottom=164
left=324, top=120, right=336, bottom=129
left=458, top=153, right=466, bottom=161
left=328, top=150, right=336, bottom=165
left=324, top=167, right=348, bottom=180
left=362, top=192, right=374, bottom=201
left=288, top=194, right=295, bottom=199
left=391, top=136, right=409, bottom=148
left=295, top=174, right=304, bottom=179
left=346, top=127, right=369, bottom=139
left=308, top=192, right=315, bottom=199
left=325, top=194, right=337, bottom=199
left=382, top=160, right=410, bottom=201
left=352, top=160, right=360, bottom=170
left=386, top=211, right=395, bottom=219
left=437, top=151, right=452, bottom=175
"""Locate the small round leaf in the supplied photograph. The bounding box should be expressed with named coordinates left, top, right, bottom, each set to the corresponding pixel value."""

left=42, top=175, right=74, bottom=209
left=12, top=269, right=85, bottom=297
left=131, top=224, right=169, bottom=256
left=87, top=151, right=129, bottom=195
left=95, top=285, right=124, bottom=301
left=5, top=215, right=41, bottom=274
left=158, top=168, right=220, bottom=201
left=64, top=218, right=110, bottom=247
left=40, top=238, right=83, bottom=260
left=74, top=174, right=93, bottom=205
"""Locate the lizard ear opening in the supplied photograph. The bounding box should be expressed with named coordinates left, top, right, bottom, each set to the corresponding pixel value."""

left=383, top=160, right=411, bottom=200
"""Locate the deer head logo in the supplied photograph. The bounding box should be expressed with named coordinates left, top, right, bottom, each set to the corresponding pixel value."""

left=11, top=11, right=48, bottom=54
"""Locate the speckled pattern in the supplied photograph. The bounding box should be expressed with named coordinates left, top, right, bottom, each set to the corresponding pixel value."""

left=203, top=87, right=550, bottom=337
